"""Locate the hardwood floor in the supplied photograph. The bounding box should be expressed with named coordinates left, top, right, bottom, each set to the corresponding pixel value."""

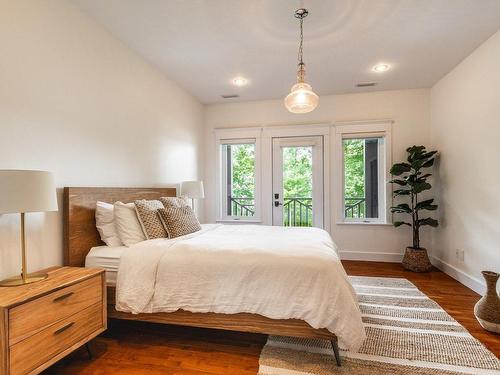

left=44, top=261, right=499, bottom=374
left=343, top=261, right=499, bottom=357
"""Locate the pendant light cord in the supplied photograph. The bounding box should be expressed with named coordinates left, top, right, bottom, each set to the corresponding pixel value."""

left=298, top=17, right=304, bottom=67
left=294, top=8, right=308, bottom=82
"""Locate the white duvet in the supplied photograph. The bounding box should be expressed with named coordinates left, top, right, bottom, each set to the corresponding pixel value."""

left=115, top=224, right=366, bottom=351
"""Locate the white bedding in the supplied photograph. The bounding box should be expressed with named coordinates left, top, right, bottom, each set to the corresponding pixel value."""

left=116, top=224, right=366, bottom=351
left=85, top=245, right=126, bottom=285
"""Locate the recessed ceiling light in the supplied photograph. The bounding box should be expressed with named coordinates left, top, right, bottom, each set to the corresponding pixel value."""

left=232, top=77, right=248, bottom=86
left=373, top=63, right=390, bottom=73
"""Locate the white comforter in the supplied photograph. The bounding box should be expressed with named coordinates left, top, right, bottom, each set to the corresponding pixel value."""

left=116, top=224, right=366, bottom=351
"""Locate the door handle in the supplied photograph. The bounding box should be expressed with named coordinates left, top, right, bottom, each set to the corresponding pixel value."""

left=274, top=201, right=283, bottom=207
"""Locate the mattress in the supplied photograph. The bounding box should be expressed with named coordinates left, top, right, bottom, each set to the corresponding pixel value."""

left=85, top=245, right=126, bottom=286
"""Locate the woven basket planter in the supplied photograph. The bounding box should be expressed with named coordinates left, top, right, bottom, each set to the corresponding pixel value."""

left=474, top=271, right=500, bottom=333
left=402, top=247, right=432, bottom=272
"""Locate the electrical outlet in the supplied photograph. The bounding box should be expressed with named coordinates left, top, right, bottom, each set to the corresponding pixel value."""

left=455, top=249, right=465, bottom=262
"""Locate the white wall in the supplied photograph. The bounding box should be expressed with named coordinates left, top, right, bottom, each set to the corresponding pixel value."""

left=430, top=30, right=500, bottom=294
left=0, top=0, right=204, bottom=280
left=204, top=89, right=431, bottom=261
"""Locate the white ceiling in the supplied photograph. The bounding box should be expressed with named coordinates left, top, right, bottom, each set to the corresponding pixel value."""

left=72, top=0, right=500, bottom=104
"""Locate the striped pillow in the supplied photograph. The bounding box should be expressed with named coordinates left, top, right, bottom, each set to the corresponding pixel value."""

left=134, top=199, right=168, bottom=239
left=158, top=206, right=201, bottom=239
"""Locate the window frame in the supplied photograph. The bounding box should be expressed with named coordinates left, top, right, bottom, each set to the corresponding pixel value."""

left=334, top=121, right=392, bottom=225
left=215, top=128, right=262, bottom=223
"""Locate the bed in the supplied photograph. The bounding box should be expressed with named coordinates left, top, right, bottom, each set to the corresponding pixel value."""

left=64, top=187, right=366, bottom=366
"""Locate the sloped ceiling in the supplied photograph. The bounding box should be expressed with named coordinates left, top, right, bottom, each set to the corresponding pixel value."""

left=73, top=0, right=500, bottom=103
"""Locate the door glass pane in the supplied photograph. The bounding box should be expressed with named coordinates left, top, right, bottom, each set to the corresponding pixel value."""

left=343, top=137, right=381, bottom=219
left=282, top=146, right=313, bottom=227
left=221, top=143, right=255, bottom=217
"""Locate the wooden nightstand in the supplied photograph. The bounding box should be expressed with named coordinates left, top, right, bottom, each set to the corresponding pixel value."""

left=0, top=267, right=106, bottom=375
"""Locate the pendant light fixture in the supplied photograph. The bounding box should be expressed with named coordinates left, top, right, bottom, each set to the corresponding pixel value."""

left=284, top=8, right=319, bottom=114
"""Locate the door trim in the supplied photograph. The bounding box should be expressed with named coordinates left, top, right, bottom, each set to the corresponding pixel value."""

left=261, top=126, right=330, bottom=232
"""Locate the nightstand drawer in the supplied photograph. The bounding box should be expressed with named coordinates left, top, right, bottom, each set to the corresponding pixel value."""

left=10, top=302, right=103, bottom=375
left=9, top=275, right=102, bottom=345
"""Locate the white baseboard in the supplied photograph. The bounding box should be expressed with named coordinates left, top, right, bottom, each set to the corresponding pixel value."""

left=431, top=256, right=485, bottom=295
left=339, top=251, right=486, bottom=295
left=340, top=251, right=403, bottom=263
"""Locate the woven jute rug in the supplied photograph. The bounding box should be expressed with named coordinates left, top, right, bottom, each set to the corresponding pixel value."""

left=258, top=276, right=500, bottom=375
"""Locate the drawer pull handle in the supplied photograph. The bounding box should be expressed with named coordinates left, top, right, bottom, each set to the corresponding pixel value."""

left=53, top=292, right=74, bottom=302
left=53, top=322, right=74, bottom=335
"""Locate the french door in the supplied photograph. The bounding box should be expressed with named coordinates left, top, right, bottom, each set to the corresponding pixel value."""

left=272, top=136, right=324, bottom=228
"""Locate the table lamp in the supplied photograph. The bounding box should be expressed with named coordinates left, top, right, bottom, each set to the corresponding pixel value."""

left=180, top=180, right=205, bottom=214
left=0, top=170, right=58, bottom=286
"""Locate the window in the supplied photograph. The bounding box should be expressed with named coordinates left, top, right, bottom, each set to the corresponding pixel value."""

left=335, top=122, right=392, bottom=224
left=219, top=139, right=257, bottom=219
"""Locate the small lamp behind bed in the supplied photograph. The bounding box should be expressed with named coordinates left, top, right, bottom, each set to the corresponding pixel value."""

left=180, top=180, right=204, bottom=215
left=0, top=170, right=58, bottom=286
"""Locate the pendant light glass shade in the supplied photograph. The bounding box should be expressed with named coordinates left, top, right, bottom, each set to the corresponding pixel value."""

left=284, top=81, right=319, bottom=114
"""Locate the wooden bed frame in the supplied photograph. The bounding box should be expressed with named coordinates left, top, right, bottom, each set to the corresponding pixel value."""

left=63, top=187, right=341, bottom=365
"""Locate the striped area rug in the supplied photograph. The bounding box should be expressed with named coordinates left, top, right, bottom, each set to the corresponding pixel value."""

left=258, top=276, right=500, bottom=375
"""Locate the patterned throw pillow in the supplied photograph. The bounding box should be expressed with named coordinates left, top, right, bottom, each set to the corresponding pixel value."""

left=134, top=200, right=168, bottom=239
left=158, top=206, right=201, bottom=239
left=159, top=196, right=190, bottom=208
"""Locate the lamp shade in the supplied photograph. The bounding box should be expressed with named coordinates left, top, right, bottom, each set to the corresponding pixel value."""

left=0, top=170, right=58, bottom=214
left=180, top=180, right=205, bottom=199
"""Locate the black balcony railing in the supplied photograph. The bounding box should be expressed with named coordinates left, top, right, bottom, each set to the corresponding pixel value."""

left=283, top=197, right=312, bottom=227
left=228, top=197, right=255, bottom=216
left=230, top=196, right=366, bottom=223
left=229, top=196, right=313, bottom=227
left=345, top=197, right=366, bottom=218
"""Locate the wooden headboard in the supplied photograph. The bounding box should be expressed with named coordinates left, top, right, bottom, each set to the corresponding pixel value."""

left=63, top=187, right=176, bottom=267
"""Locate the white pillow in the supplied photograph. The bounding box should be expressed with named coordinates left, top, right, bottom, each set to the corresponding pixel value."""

left=113, top=201, right=146, bottom=246
left=95, top=201, right=122, bottom=247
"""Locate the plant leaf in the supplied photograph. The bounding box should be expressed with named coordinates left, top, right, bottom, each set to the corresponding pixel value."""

left=394, top=221, right=411, bottom=227
left=393, top=189, right=411, bottom=196
left=411, top=159, right=427, bottom=170
left=407, top=145, right=426, bottom=162
left=422, top=151, right=438, bottom=159
left=417, top=218, right=439, bottom=227
left=390, top=163, right=412, bottom=176
left=406, top=145, right=425, bottom=153
left=413, top=182, right=431, bottom=194
left=390, top=203, right=412, bottom=213
left=415, top=175, right=432, bottom=183
left=422, top=158, right=435, bottom=168
left=415, top=199, right=438, bottom=211
left=389, top=179, right=407, bottom=186
left=407, top=145, right=425, bottom=155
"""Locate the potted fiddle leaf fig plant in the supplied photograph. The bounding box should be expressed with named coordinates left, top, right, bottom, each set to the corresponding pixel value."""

left=390, top=145, right=438, bottom=272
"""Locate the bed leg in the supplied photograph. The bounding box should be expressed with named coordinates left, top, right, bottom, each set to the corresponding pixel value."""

left=85, top=342, right=93, bottom=361
left=331, top=338, right=341, bottom=366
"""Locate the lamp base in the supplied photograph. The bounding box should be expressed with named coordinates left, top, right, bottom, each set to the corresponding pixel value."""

left=0, top=272, right=48, bottom=287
